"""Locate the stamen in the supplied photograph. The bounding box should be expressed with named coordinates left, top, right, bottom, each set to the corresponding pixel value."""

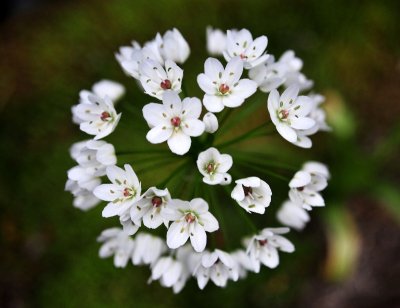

left=219, top=84, right=230, bottom=95
left=160, top=79, right=172, bottom=90
left=151, top=196, right=163, bottom=207
left=171, top=117, right=181, bottom=127
left=242, top=185, right=253, bottom=196
left=100, top=111, right=111, bottom=121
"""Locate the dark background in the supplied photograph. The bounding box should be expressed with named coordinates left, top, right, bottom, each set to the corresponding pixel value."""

left=0, top=0, right=399, bottom=307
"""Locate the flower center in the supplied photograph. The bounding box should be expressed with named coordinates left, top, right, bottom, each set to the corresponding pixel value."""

left=219, top=84, right=230, bottom=95
left=240, top=53, right=247, bottom=59
left=259, top=239, right=268, bottom=246
left=278, top=109, right=289, bottom=120
left=206, top=162, right=216, bottom=174
left=297, top=186, right=304, bottom=192
left=100, top=111, right=111, bottom=121
left=123, top=188, right=132, bottom=197
left=185, top=213, right=196, bottom=223
left=160, top=79, right=172, bottom=90
left=171, top=116, right=181, bottom=127
left=242, top=185, right=253, bottom=196
left=151, top=196, right=163, bottom=207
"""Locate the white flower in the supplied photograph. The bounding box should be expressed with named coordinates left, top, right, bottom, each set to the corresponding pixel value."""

left=267, top=85, right=315, bottom=145
left=142, top=91, right=205, bottom=155
left=92, top=80, right=126, bottom=102
left=163, top=198, right=219, bottom=252
left=132, top=233, right=167, bottom=265
left=159, top=28, right=190, bottom=64
left=231, top=249, right=255, bottom=278
left=70, top=140, right=116, bottom=177
left=130, top=187, right=171, bottom=228
left=279, top=51, right=313, bottom=91
left=119, top=209, right=140, bottom=235
left=67, top=166, right=100, bottom=191
left=231, top=177, right=272, bottom=214
left=197, top=147, right=232, bottom=185
left=97, top=228, right=135, bottom=268
left=65, top=179, right=100, bottom=211
left=170, top=245, right=200, bottom=293
left=139, top=59, right=183, bottom=100
left=302, top=161, right=330, bottom=179
left=73, top=93, right=121, bottom=140
left=248, top=55, right=285, bottom=93
left=149, top=256, right=184, bottom=289
left=193, top=249, right=239, bottom=289
left=197, top=57, right=257, bottom=113
left=288, top=169, right=327, bottom=210
left=93, top=164, right=141, bottom=217
left=223, top=29, right=269, bottom=69
left=206, top=26, right=227, bottom=56
left=203, top=112, right=219, bottom=133
left=276, top=200, right=310, bottom=231
left=245, top=228, right=294, bottom=272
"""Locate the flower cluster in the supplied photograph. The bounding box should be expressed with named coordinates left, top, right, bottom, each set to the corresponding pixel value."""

left=66, top=27, right=330, bottom=292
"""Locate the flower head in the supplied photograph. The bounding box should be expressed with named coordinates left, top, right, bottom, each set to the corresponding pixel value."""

left=159, top=28, right=190, bottom=64
left=231, top=177, right=272, bottom=214
left=130, top=187, right=171, bottom=229
left=143, top=91, right=205, bottom=155
left=164, top=198, right=219, bottom=252
left=93, top=164, right=141, bottom=217
left=139, top=59, right=183, bottom=100
left=73, top=93, right=121, bottom=140
left=131, top=233, right=167, bottom=265
left=245, top=228, right=294, bottom=272
left=268, top=85, right=315, bottom=145
left=206, top=26, right=228, bottom=56
left=197, top=147, right=232, bottom=185
left=223, top=29, right=269, bottom=69
left=276, top=200, right=310, bottom=231
left=197, top=57, right=257, bottom=112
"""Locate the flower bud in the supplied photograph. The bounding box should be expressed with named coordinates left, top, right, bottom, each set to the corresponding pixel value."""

left=206, top=26, right=227, bottom=56
left=92, top=80, right=126, bottom=102
left=203, top=112, right=219, bottom=133
left=160, top=28, right=190, bottom=64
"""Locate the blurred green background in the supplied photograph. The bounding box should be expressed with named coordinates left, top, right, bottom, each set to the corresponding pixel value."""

left=1, top=0, right=399, bottom=307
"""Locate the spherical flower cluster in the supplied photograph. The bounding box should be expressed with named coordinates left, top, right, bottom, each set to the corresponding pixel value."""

left=66, top=27, right=330, bottom=292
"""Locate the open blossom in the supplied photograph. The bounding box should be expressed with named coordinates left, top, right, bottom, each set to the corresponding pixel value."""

left=193, top=249, right=239, bottom=289
left=139, top=59, right=183, bottom=100
left=93, top=164, right=141, bottom=217
left=132, top=233, right=167, bottom=265
left=73, top=93, right=121, bottom=140
left=159, top=28, right=190, bottom=64
left=268, top=85, right=315, bottom=145
left=245, top=228, right=294, bottom=272
left=130, top=187, right=171, bottom=228
left=91, top=80, right=126, bottom=102
left=223, top=29, right=269, bottom=69
left=70, top=140, right=116, bottom=177
left=197, top=57, right=257, bottom=113
left=206, top=26, right=228, bottom=56
left=231, top=249, right=255, bottom=278
left=279, top=51, right=313, bottom=91
left=203, top=112, right=219, bottom=133
left=142, top=91, right=205, bottom=155
left=163, top=198, right=219, bottom=252
left=231, top=177, right=272, bottom=214
left=289, top=170, right=327, bottom=210
left=276, top=200, right=310, bottom=231
left=197, top=147, right=232, bottom=185
left=97, top=228, right=135, bottom=268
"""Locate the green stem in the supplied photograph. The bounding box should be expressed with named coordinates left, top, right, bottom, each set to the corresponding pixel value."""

left=216, top=121, right=272, bottom=149
left=209, top=186, right=230, bottom=249
left=156, top=160, right=190, bottom=188
left=230, top=151, right=297, bottom=170
left=235, top=158, right=290, bottom=181
left=116, top=149, right=170, bottom=155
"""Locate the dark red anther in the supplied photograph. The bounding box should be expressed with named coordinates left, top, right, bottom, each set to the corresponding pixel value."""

left=100, top=111, right=111, bottom=121
left=123, top=188, right=131, bottom=197
left=185, top=213, right=196, bottom=223
left=171, top=116, right=181, bottom=127
left=219, top=84, right=230, bottom=94
left=242, top=185, right=253, bottom=196
left=151, top=196, right=163, bottom=207
left=160, top=79, right=172, bottom=90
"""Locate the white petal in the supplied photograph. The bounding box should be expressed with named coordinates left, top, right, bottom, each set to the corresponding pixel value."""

left=166, top=221, right=189, bottom=249
left=190, top=223, right=207, bottom=252
left=289, top=171, right=311, bottom=188
left=259, top=246, right=279, bottom=268
left=197, top=74, right=216, bottom=94
left=167, top=132, right=191, bottom=155
left=203, top=95, right=225, bottom=113
left=146, top=124, right=173, bottom=144
left=276, top=123, right=297, bottom=143
left=181, top=119, right=205, bottom=137
left=142, top=103, right=167, bottom=127
left=182, top=97, right=203, bottom=119
left=93, top=184, right=119, bottom=201
left=204, top=57, right=224, bottom=81
left=290, top=117, right=315, bottom=130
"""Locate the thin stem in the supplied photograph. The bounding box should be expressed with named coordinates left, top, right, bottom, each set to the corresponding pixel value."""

left=216, top=121, right=273, bottom=149
left=209, top=186, right=230, bottom=249
left=156, top=160, right=190, bottom=188
left=136, top=158, right=177, bottom=175
left=235, top=159, right=290, bottom=181
left=230, top=151, right=298, bottom=170
left=217, top=108, right=233, bottom=133
left=116, top=149, right=170, bottom=155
